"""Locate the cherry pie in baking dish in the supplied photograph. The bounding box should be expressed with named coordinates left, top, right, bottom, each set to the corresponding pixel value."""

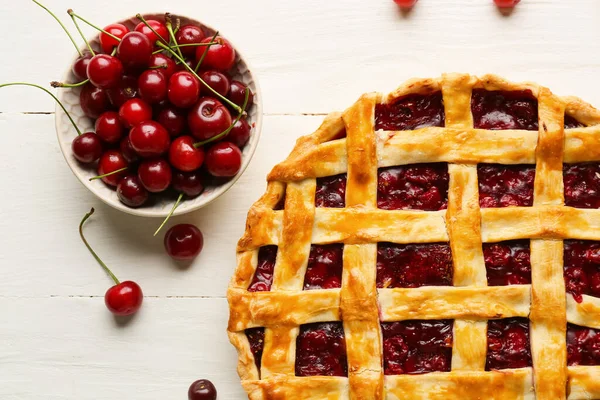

left=228, top=73, right=600, bottom=399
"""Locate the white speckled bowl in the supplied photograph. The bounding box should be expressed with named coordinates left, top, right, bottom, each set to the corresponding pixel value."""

left=55, top=13, right=262, bottom=217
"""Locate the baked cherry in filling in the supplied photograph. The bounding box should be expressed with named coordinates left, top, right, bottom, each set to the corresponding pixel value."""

left=377, top=243, right=453, bottom=288
left=471, top=89, right=538, bottom=130
left=567, top=324, right=600, bottom=366
left=381, top=320, right=453, bottom=375
left=303, top=244, right=344, bottom=290
left=315, top=174, right=347, bottom=208
left=564, top=163, right=600, bottom=209
left=478, top=164, right=535, bottom=208
left=295, top=322, right=347, bottom=377
left=485, top=317, right=532, bottom=370
left=245, top=327, right=265, bottom=372
left=378, top=164, right=449, bottom=211
left=248, top=246, right=278, bottom=292
left=483, top=240, right=531, bottom=286
left=564, top=114, right=586, bottom=129
left=563, top=240, right=600, bottom=303
left=375, top=92, right=445, bottom=131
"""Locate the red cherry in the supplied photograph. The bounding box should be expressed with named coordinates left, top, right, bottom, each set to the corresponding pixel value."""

left=188, top=379, right=217, bottom=400
left=169, top=136, right=205, bottom=171
left=87, top=54, right=124, bottom=89
left=80, top=84, right=110, bottom=119
left=228, top=80, right=254, bottom=111
left=165, top=224, right=204, bottom=261
left=173, top=170, right=204, bottom=197
left=72, top=132, right=103, bottom=163
left=105, top=281, right=144, bottom=316
left=134, top=20, right=168, bottom=45
left=393, top=0, right=418, bottom=7
left=129, top=120, right=170, bottom=158
left=199, top=71, right=230, bottom=97
left=188, top=97, right=232, bottom=141
left=97, top=150, right=128, bottom=186
left=156, top=105, right=186, bottom=136
left=100, top=23, right=129, bottom=54
left=168, top=71, right=200, bottom=108
left=205, top=142, right=242, bottom=177
left=196, top=37, right=236, bottom=71
left=119, top=98, right=152, bottom=128
left=138, top=158, right=172, bottom=193
left=175, top=25, right=206, bottom=57
left=107, top=75, right=139, bottom=108
left=119, top=136, right=139, bottom=163
left=117, top=174, right=149, bottom=207
left=117, top=32, right=153, bottom=70
left=72, top=53, right=92, bottom=80
left=95, top=111, right=125, bottom=144
left=138, top=69, right=168, bottom=104
left=226, top=118, right=251, bottom=148
left=149, top=53, right=177, bottom=79
left=494, top=0, right=520, bottom=6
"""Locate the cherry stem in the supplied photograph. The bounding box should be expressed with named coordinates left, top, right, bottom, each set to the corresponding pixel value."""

left=69, top=10, right=122, bottom=42
left=156, top=41, right=242, bottom=113
left=151, top=42, right=217, bottom=55
left=194, top=31, right=218, bottom=72
left=136, top=13, right=168, bottom=46
left=51, top=79, right=89, bottom=88
left=154, top=193, right=183, bottom=236
left=164, top=13, right=184, bottom=60
left=194, top=88, right=249, bottom=148
left=89, top=167, right=128, bottom=181
left=67, top=10, right=95, bottom=56
left=0, top=82, right=82, bottom=136
left=32, top=0, right=82, bottom=56
left=79, top=208, right=120, bottom=285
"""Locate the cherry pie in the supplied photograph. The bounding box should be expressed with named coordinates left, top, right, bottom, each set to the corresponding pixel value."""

left=228, top=73, right=600, bottom=399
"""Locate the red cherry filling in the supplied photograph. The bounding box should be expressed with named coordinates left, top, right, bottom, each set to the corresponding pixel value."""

left=485, top=317, right=532, bottom=370
left=483, top=240, right=531, bottom=286
left=563, top=240, right=600, bottom=303
left=376, top=243, right=453, bottom=288
left=378, top=164, right=449, bottom=211
left=295, top=322, right=347, bottom=377
left=274, top=192, right=286, bottom=210
left=471, top=89, right=538, bottom=130
left=564, top=114, right=586, bottom=129
left=245, top=327, right=265, bottom=372
left=315, top=174, right=347, bottom=208
left=567, top=324, right=600, bottom=366
left=564, top=163, right=600, bottom=209
left=248, top=246, right=277, bottom=292
left=381, top=320, right=453, bottom=375
left=375, top=92, right=445, bottom=131
left=303, top=244, right=344, bottom=290
left=478, top=164, right=535, bottom=208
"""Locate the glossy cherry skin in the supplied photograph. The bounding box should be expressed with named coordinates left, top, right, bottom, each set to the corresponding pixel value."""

left=95, top=111, right=125, bottom=144
left=117, top=174, right=149, bottom=207
left=129, top=120, right=170, bottom=158
left=117, top=32, right=153, bottom=70
left=138, top=158, right=172, bottom=193
left=100, top=23, right=129, bottom=54
left=87, top=54, right=124, bottom=89
left=72, top=53, right=92, bottom=80
left=188, top=97, right=232, bottom=140
left=173, top=170, right=204, bottom=197
left=97, top=150, right=128, bottom=187
left=205, top=142, right=242, bottom=177
left=168, top=71, right=200, bottom=108
left=494, top=0, right=520, bottom=6
left=119, top=136, right=139, bottom=163
left=226, top=118, right=251, bottom=148
left=149, top=53, right=177, bottom=79
left=156, top=105, right=186, bottom=136
left=164, top=224, right=204, bottom=261
left=80, top=84, right=110, bottom=119
left=138, top=69, right=168, bottom=104
left=107, top=75, right=139, bottom=108
left=228, top=80, right=254, bottom=111
left=169, top=136, right=205, bottom=171
left=119, top=98, right=152, bottom=128
left=72, top=132, right=103, bottom=163
left=175, top=25, right=206, bottom=57
left=200, top=70, right=230, bottom=97
left=394, top=0, right=418, bottom=7
left=188, top=379, right=217, bottom=400
left=105, top=281, right=143, bottom=316
left=196, top=37, right=236, bottom=71
left=134, top=20, right=168, bottom=45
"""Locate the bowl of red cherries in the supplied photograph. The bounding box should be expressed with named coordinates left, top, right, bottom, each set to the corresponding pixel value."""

left=53, top=11, right=261, bottom=218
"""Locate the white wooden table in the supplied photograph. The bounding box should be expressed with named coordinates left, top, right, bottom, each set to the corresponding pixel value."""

left=1, top=0, right=599, bottom=398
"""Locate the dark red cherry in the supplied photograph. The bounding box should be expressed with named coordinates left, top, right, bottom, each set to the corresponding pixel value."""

left=100, top=23, right=129, bottom=54
left=117, top=32, right=153, bottom=70
left=173, top=170, right=204, bottom=197
left=72, top=53, right=92, bottom=80
left=105, top=281, right=143, bottom=316
left=199, top=70, right=230, bottom=97
left=175, top=25, right=206, bottom=57
left=228, top=80, right=254, bottom=111
left=119, top=136, right=139, bottom=163
left=80, top=84, right=110, bottom=119
left=196, top=37, right=235, bottom=71
left=138, top=69, right=168, bottom=104
left=168, top=71, right=200, bottom=108
left=87, top=54, right=124, bottom=89
left=129, top=120, right=170, bottom=158
left=138, top=158, right=172, bottom=193
left=169, top=136, right=205, bottom=171
left=205, top=141, right=242, bottom=177
left=188, top=97, right=232, bottom=141
left=134, top=20, right=168, bottom=45
left=149, top=53, right=176, bottom=79
left=97, top=150, right=128, bottom=187
left=165, top=224, right=204, bottom=261
left=95, top=111, right=125, bottom=144
left=117, top=174, right=149, bottom=207
left=107, top=75, right=139, bottom=108
left=72, top=132, right=103, bottom=163
left=119, top=98, right=152, bottom=128
left=226, top=118, right=251, bottom=148
left=188, top=379, right=216, bottom=400
left=156, top=105, right=186, bottom=136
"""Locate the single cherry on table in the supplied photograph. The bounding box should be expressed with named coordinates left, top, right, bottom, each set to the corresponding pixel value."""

left=188, top=379, right=217, bottom=400
left=164, top=224, right=204, bottom=261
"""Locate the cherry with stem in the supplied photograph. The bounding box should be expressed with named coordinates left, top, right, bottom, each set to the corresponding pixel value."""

left=67, top=9, right=95, bottom=56
left=195, top=31, right=218, bottom=72
left=68, top=10, right=123, bottom=43
left=32, top=0, right=82, bottom=57
left=136, top=13, right=168, bottom=46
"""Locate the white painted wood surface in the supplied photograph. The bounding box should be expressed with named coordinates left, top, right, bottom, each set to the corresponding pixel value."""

left=0, top=0, right=599, bottom=398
